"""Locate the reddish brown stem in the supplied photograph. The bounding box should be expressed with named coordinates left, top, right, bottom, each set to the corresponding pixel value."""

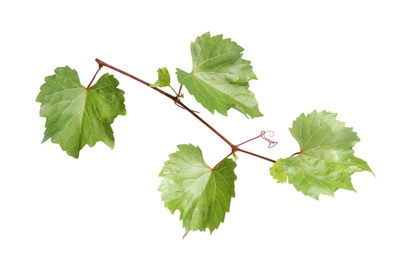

left=175, top=100, right=234, bottom=147
left=236, top=130, right=277, bottom=148
left=96, top=58, right=175, bottom=100
left=236, top=134, right=262, bottom=147
left=235, top=148, right=276, bottom=163
left=87, top=64, right=103, bottom=89
left=94, top=58, right=277, bottom=165
left=177, top=84, right=183, bottom=97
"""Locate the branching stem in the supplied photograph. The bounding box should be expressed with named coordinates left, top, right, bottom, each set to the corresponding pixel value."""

left=94, top=58, right=277, bottom=164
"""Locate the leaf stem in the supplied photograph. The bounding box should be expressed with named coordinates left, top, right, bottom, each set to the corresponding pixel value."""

left=94, top=58, right=277, bottom=164
left=87, top=64, right=103, bottom=89
left=168, top=85, right=179, bottom=97
left=177, top=84, right=183, bottom=97
left=290, top=152, right=301, bottom=157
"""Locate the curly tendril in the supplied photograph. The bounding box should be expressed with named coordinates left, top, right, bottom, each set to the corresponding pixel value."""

left=260, top=130, right=278, bottom=148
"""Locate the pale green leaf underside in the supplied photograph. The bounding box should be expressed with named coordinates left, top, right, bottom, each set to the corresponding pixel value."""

left=176, top=32, right=262, bottom=118
left=36, top=66, right=126, bottom=158
left=158, top=144, right=237, bottom=236
left=270, top=110, right=373, bottom=199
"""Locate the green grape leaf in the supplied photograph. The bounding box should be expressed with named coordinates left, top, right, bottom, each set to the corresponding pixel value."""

left=270, top=159, right=287, bottom=183
left=158, top=144, right=237, bottom=237
left=270, top=111, right=373, bottom=199
left=36, top=66, right=126, bottom=158
left=151, top=67, right=171, bottom=87
left=176, top=32, right=262, bottom=118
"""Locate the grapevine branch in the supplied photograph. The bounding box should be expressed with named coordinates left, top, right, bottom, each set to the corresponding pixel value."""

left=95, top=58, right=277, bottom=164
left=36, top=33, right=373, bottom=236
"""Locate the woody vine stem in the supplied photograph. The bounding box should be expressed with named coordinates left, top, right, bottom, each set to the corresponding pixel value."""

left=93, top=58, right=278, bottom=166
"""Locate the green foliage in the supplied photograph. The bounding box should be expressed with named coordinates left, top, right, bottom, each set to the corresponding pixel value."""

left=151, top=67, right=171, bottom=87
left=36, top=66, right=126, bottom=158
left=269, top=111, right=373, bottom=199
left=176, top=32, right=262, bottom=118
left=36, top=33, right=374, bottom=236
left=270, top=159, right=287, bottom=183
left=158, top=144, right=237, bottom=237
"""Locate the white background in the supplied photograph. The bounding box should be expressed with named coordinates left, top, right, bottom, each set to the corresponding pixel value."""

left=1, top=0, right=398, bottom=259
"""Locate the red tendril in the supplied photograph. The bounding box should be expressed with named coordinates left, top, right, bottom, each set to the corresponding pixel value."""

left=260, top=130, right=278, bottom=148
